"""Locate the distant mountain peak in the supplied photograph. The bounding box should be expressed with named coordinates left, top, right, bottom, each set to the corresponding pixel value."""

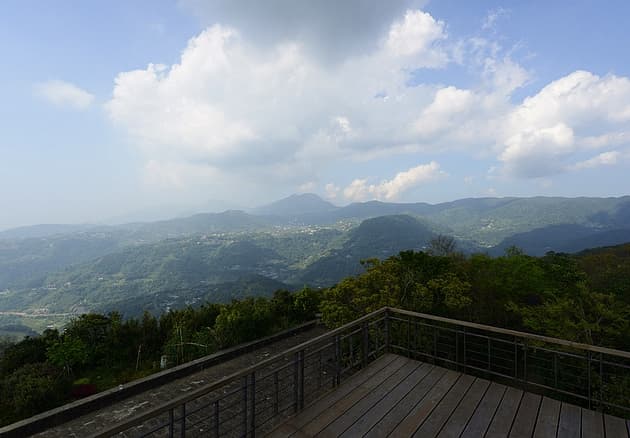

left=253, top=193, right=338, bottom=216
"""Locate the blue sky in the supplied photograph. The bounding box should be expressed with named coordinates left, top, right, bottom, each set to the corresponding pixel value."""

left=1, top=0, right=630, bottom=229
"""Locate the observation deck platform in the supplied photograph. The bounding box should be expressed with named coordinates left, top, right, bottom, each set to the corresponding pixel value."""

left=4, top=307, right=629, bottom=437
left=269, top=353, right=630, bottom=438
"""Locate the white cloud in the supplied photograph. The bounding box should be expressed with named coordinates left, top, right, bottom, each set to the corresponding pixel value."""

left=411, top=69, right=630, bottom=179
left=106, top=11, right=451, bottom=194
left=298, top=181, right=317, bottom=192
left=325, top=183, right=340, bottom=200
left=482, top=8, right=509, bottom=30
left=496, top=71, right=630, bottom=177
left=180, top=0, right=423, bottom=63
left=414, top=86, right=474, bottom=136
left=34, top=80, right=94, bottom=109
left=343, top=161, right=444, bottom=201
left=500, top=123, right=575, bottom=177
left=106, top=6, right=630, bottom=203
left=385, top=9, right=447, bottom=64
left=569, top=151, right=620, bottom=171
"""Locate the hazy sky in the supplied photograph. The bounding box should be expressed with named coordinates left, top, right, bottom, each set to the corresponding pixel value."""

left=2, top=0, right=630, bottom=229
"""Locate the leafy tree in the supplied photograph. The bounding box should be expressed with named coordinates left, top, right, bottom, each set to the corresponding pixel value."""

left=0, top=335, right=51, bottom=377
left=0, top=363, right=68, bottom=424
left=46, top=336, right=89, bottom=376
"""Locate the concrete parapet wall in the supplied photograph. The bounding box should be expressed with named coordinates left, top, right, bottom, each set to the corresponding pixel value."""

left=0, top=320, right=318, bottom=437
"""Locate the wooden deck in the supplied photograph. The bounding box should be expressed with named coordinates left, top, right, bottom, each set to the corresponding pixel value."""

left=268, top=354, right=630, bottom=438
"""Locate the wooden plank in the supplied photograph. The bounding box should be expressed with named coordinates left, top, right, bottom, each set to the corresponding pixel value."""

left=296, top=355, right=410, bottom=436
left=437, top=378, right=491, bottom=438
left=388, top=369, right=461, bottom=437
left=363, top=365, right=448, bottom=437
left=485, top=387, right=524, bottom=438
left=533, top=397, right=561, bottom=438
left=412, top=374, right=476, bottom=437
left=339, top=362, right=433, bottom=437
left=557, top=403, right=581, bottom=438
left=460, top=382, right=506, bottom=438
left=317, top=359, right=420, bottom=437
left=509, top=392, right=542, bottom=438
left=604, top=414, right=629, bottom=438
left=581, top=408, right=604, bottom=438
left=269, top=353, right=401, bottom=437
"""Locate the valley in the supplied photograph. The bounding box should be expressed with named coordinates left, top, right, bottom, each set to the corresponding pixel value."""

left=2, top=193, right=630, bottom=333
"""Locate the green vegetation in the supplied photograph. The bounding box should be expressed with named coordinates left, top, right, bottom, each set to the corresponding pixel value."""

left=3, top=195, right=630, bottom=323
left=2, top=243, right=630, bottom=426
left=0, top=287, right=320, bottom=426
left=320, top=246, right=630, bottom=350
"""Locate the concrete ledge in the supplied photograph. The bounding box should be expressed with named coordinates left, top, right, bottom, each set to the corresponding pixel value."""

left=0, top=320, right=318, bottom=437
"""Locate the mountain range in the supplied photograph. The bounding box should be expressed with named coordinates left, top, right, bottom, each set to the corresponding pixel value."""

left=1, top=194, right=630, bottom=322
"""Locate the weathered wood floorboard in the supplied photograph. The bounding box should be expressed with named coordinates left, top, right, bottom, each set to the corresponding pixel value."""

left=265, top=355, right=630, bottom=438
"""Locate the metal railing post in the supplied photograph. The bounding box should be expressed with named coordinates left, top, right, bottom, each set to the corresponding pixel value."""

left=242, top=375, right=248, bottom=437
left=299, top=350, right=305, bottom=410
left=523, top=341, right=528, bottom=390
left=554, top=352, right=559, bottom=389
left=487, top=338, right=492, bottom=371
left=213, top=401, right=219, bottom=438
left=407, top=315, right=411, bottom=358
left=169, top=408, right=174, bottom=438
left=250, top=372, right=256, bottom=437
left=273, top=371, right=279, bottom=415
left=362, top=321, right=369, bottom=367
left=179, top=404, right=185, bottom=438
left=599, top=353, right=604, bottom=412
left=587, top=351, right=592, bottom=409
left=334, top=334, right=341, bottom=386
left=384, top=309, right=390, bottom=353
left=433, top=327, right=438, bottom=363
left=463, top=327, right=467, bottom=372
left=293, top=352, right=299, bottom=412
left=514, top=336, right=518, bottom=380
left=455, top=329, right=460, bottom=372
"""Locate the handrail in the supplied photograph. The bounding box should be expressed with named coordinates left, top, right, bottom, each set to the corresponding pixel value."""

left=387, top=307, right=630, bottom=359
left=89, top=307, right=630, bottom=437
left=89, top=307, right=387, bottom=437
left=0, top=319, right=319, bottom=438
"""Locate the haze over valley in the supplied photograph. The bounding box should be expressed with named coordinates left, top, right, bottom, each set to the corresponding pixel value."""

left=2, top=193, right=630, bottom=336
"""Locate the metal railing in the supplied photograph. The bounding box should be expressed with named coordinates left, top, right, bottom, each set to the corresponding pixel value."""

left=91, top=309, right=388, bottom=438
left=387, top=308, right=630, bottom=419
left=91, top=307, right=630, bottom=437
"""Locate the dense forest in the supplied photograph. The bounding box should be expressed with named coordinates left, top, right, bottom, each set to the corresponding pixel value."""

left=1, top=242, right=630, bottom=426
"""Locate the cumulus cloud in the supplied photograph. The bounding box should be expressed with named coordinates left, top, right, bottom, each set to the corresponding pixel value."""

left=496, top=71, right=630, bottom=177
left=179, top=0, right=425, bottom=62
left=412, top=69, right=630, bottom=179
left=385, top=9, right=447, bottom=64
left=34, top=80, right=94, bottom=109
left=569, top=151, right=620, bottom=171
left=107, top=10, right=450, bottom=194
left=106, top=5, right=630, bottom=203
left=414, top=86, right=474, bottom=136
left=343, top=162, right=444, bottom=201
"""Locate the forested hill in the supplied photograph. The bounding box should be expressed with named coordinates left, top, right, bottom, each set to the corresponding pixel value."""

left=2, top=244, right=629, bottom=427
left=2, top=194, right=630, bottom=323
left=298, top=215, right=440, bottom=285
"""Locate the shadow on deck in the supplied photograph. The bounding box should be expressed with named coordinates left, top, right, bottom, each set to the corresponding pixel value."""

left=269, top=354, right=630, bottom=437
